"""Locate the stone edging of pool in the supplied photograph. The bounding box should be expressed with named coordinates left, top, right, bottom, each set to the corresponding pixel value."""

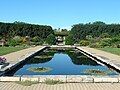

left=0, top=46, right=47, bottom=76
left=76, top=47, right=120, bottom=73
left=0, top=75, right=120, bottom=83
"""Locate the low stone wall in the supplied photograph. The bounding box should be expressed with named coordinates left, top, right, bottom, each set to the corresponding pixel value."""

left=0, top=75, right=120, bottom=83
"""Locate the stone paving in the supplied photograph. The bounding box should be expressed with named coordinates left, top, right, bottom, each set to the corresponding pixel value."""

left=0, top=46, right=46, bottom=72
left=77, top=47, right=120, bottom=71
left=2, top=46, right=46, bottom=64
left=77, top=47, right=120, bottom=64
left=0, top=82, right=120, bottom=90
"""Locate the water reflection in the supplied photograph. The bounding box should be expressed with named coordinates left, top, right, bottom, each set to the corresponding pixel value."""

left=27, top=57, right=52, bottom=64
left=4, top=48, right=118, bottom=76
left=65, top=50, right=99, bottom=66
left=26, top=49, right=55, bottom=64
left=27, top=49, right=100, bottom=66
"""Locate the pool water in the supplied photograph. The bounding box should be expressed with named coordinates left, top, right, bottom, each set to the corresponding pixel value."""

left=5, top=48, right=119, bottom=76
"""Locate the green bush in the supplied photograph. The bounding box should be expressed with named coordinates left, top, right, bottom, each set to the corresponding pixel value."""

left=15, top=80, right=39, bottom=86
left=79, top=40, right=90, bottom=46
left=31, top=36, right=41, bottom=42
left=111, top=37, right=120, bottom=43
left=7, top=39, right=18, bottom=46
left=13, top=36, right=22, bottom=43
left=99, top=38, right=112, bottom=47
left=44, top=79, right=63, bottom=85
left=111, top=37, right=120, bottom=47
left=7, top=36, right=23, bottom=46
left=65, top=35, right=75, bottom=45
left=86, top=35, right=93, bottom=40
left=89, top=42, right=101, bottom=48
left=35, top=41, right=43, bottom=45
left=30, top=40, right=44, bottom=46
left=45, top=34, right=56, bottom=45
left=99, top=33, right=110, bottom=38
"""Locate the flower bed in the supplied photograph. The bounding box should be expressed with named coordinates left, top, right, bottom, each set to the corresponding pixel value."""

left=0, top=57, right=6, bottom=64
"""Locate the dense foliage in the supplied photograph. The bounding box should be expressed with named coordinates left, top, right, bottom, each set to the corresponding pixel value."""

left=69, top=21, right=120, bottom=47
left=45, top=34, right=56, bottom=45
left=0, top=21, right=120, bottom=47
left=65, top=34, right=75, bottom=45
left=0, top=21, right=53, bottom=40
left=71, top=21, right=120, bottom=42
left=0, top=21, right=54, bottom=46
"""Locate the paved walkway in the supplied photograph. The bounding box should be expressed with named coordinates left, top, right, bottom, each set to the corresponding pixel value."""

left=0, top=82, right=120, bottom=90
left=2, top=46, right=46, bottom=64
left=0, top=46, right=46, bottom=72
left=77, top=47, right=120, bottom=69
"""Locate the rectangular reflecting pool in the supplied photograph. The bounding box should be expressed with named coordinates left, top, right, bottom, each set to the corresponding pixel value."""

left=4, top=48, right=119, bottom=76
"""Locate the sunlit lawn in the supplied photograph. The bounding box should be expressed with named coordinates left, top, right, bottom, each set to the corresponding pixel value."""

left=0, top=47, right=27, bottom=56
left=98, top=47, right=120, bottom=56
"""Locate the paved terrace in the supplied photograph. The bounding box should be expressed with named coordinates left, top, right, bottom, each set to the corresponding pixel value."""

left=0, top=46, right=46, bottom=72
left=77, top=47, right=120, bottom=71
left=2, top=46, right=46, bottom=64
left=0, top=82, right=120, bottom=90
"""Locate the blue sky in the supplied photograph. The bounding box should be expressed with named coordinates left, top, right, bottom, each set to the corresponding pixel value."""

left=0, top=0, right=120, bottom=29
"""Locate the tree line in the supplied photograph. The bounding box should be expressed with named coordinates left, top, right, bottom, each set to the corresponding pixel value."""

left=0, top=21, right=55, bottom=46
left=0, top=21, right=53, bottom=40
left=70, top=21, right=120, bottom=42
left=0, top=21, right=120, bottom=47
left=65, top=21, right=120, bottom=47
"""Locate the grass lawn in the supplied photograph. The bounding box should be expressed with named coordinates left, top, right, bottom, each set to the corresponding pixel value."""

left=98, top=47, right=120, bottom=56
left=0, top=46, right=27, bottom=56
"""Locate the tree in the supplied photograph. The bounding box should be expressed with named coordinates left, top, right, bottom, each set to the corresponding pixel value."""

left=65, top=34, right=75, bottom=45
left=79, top=40, right=90, bottom=46
left=31, top=36, right=41, bottom=42
left=100, top=38, right=112, bottom=47
left=70, top=21, right=120, bottom=43
left=7, top=39, right=18, bottom=46
left=0, top=21, right=54, bottom=43
left=45, top=34, right=56, bottom=45
left=99, top=33, right=110, bottom=38
left=92, top=21, right=106, bottom=25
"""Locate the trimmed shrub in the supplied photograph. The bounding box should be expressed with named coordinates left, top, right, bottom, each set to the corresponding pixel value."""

left=79, top=40, right=90, bottom=46
left=7, top=39, right=18, bottom=46
left=99, top=38, right=112, bottom=47
left=7, top=36, right=23, bottom=46
left=89, top=42, right=101, bottom=48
